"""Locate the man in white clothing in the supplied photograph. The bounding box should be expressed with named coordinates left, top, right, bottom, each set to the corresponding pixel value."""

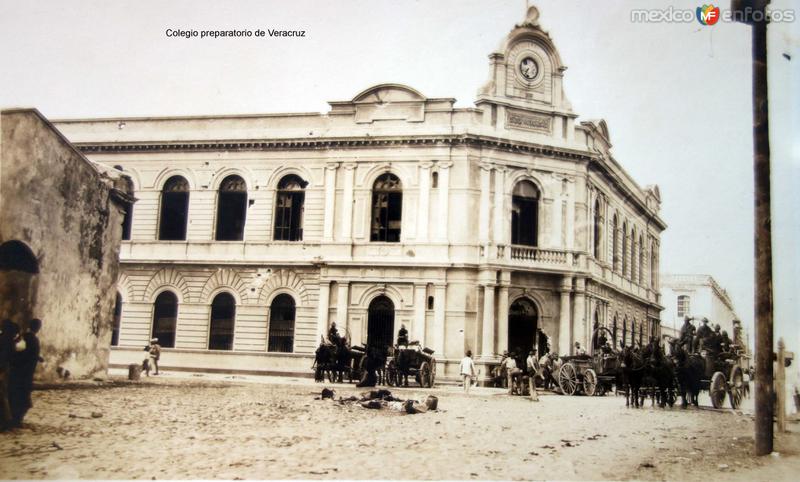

left=460, top=350, right=476, bottom=394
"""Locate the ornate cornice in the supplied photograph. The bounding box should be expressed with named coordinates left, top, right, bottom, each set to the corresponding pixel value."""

left=73, top=134, right=596, bottom=162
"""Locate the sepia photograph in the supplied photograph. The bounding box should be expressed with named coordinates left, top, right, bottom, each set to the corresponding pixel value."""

left=0, top=0, right=798, bottom=480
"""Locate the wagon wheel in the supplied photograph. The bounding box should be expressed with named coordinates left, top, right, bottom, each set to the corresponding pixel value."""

left=710, top=371, right=727, bottom=409
left=728, top=366, right=744, bottom=409
left=557, top=363, right=578, bottom=395
left=386, top=360, right=398, bottom=387
left=419, top=362, right=433, bottom=388
left=583, top=368, right=598, bottom=396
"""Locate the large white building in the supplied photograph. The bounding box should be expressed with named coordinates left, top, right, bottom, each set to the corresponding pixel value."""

left=661, top=274, right=749, bottom=351
left=54, top=7, right=666, bottom=381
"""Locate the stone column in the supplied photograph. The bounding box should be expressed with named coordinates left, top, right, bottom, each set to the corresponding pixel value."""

left=417, top=162, right=432, bottom=242
left=413, top=284, right=427, bottom=344
left=322, top=163, right=338, bottom=241
left=336, top=282, right=350, bottom=333
left=478, top=163, right=492, bottom=245
left=433, top=283, right=447, bottom=356
left=316, top=280, right=330, bottom=341
left=558, top=276, right=573, bottom=355
left=572, top=278, right=587, bottom=350
left=340, top=163, right=356, bottom=242
left=496, top=283, right=510, bottom=355
left=436, top=161, right=452, bottom=242
left=480, top=284, right=496, bottom=358
left=493, top=166, right=506, bottom=245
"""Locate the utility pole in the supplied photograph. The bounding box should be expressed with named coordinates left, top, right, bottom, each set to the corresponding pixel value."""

left=731, top=0, right=773, bottom=456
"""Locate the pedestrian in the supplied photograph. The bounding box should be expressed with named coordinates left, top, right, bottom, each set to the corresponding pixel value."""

left=145, top=338, right=161, bottom=376
left=526, top=349, right=540, bottom=401
left=9, top=318, right=42, bottom=428
left=0, top=319, right=20, bottom=431
left=460, top=350, right=476, bottom=394
left=503, top=352, right=521, bottom=395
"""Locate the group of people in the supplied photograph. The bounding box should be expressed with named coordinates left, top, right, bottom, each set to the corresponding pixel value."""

left=0, top=318, right=43, bottom=431
left=459, top=347, right=549, bottom=401
left=142, top=338, right=161, bottom=376
left=678, top=316, right=738, bottom=356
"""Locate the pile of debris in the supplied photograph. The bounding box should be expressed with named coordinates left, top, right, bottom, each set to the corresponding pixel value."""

left=317, top=388, right=438, bottom=414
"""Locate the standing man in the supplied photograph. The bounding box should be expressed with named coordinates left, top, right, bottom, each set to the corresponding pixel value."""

left=0, top=320, right=20, bottom=431
left=9, top=318, right=42, bottom=428
left=146, top=338, right=161, bottom=376
left=526, top=349, right=540, bottom=401
left=459, top=350, right=476, bottom=394
left=503, top=352, right=521, bottom=395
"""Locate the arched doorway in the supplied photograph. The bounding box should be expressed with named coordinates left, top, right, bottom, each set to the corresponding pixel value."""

left=508, top=298, right=545, bottom=357
left=0, top=240, right=39, bottom=325
left=367, top=296, right=394, bottom=350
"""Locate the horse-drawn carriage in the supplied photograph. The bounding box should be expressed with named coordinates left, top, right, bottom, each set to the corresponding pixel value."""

left=386, top=342, right=436, bottom=388
left=556, top=327, right=620, bottom=396
left=700, top=348, right=745, bottom=409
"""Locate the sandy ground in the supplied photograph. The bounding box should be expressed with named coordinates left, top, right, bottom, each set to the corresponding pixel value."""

left=0, top=371, right=798, bottom=481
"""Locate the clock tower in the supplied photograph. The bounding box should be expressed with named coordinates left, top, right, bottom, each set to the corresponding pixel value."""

left=476, top=5, right=577, bottom=142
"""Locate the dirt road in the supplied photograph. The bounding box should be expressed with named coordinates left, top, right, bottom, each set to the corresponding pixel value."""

left=0, top=373, right=797, bottom=480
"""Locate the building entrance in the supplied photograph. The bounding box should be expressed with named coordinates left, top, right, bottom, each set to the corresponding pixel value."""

left=367, top=295, right=394, bottom=350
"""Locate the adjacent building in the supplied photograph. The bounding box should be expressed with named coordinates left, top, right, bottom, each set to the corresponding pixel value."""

left=0, top=108, right=133, bottom=379
left=660, top=274, right=749, bottom=352
left=53, top=7, right=666, bottom=381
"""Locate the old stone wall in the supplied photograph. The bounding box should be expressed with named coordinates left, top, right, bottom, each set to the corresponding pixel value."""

left=0, top=109, right=131, bottom=380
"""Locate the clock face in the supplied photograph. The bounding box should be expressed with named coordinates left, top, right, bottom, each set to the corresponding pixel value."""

left=519, top=57, right=539, bottom=80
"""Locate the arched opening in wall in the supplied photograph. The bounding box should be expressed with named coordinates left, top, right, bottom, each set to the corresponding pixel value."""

left=593, top=199, right=602, bottom=259
left=638, top=323, right=644, bottom=347
left=612, top=215, right=619, bottom=271
left=638, top=235, right=645, bottom=284
left=511, top=181, right=539, bottom=247
left=209, top=292, right=236, bottom=350
left=622, top=318, right=628, bottom=348
left=431, top=171, right=439, bottom=189
left=631, top=232, right=638, bottom=284
left=631, top=321, right=636, bottom=348
left=508, top=298, right=545, bottom=358
left=111, top=292, right=122, bottom=346
left=370, top=173, right=403, bottom=242
left=622, top=221, right=629, bottom=277
left=268, top=294, right=295, bottom=352
left=367, top=295, right=394, bottom=350
left=0, top=240, right=39, bottom=325
left=151, top=291, right=178, bottom=348
left=427, top=295, right=434, bottom=311
left=612, top=316, right=618, bottom=348
left=274, top=174, right=306, bottom=241
left=216, top=175, right=247, bottom=241
left=158, top=176, right=190, bottom=241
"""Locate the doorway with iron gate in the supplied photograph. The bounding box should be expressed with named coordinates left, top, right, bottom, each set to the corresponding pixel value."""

left=367, top=295, right=395, bottom=350
left=508, top=297, right=547, bottom=358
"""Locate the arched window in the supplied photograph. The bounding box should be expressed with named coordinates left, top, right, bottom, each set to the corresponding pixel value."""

left=612, top=214, right=619, bottom=271
left=431, top=171, right=439, bottom=189
left=158, top=176, right=190, bottom=241
left=0, top=240, right=39, bottom=273
left=622, top=221, right=629, bottom=277
left=370, top=173, right=403, bottom=242
left=622, top=318, right=628, bottom=347
left=631, top=229, right=638, bottom=283
left=639, top=234, right=645, bottom=284
left=209, top=293, right=236, bottom=350
left=639, top=324, right=644, bottom=347
left=612, top=316, right=618, bottom=348
left=650, top=242, right=658, bottom=289
left=511, top=181, right=540, bottom=246
left=427, top=296, right=434, bottom=311
left=274, top=175, right=306, bottom=241
left=215, top=175, right=247, bottom=241
left=151, top=291, right=178, bottom=348
left=268, top=294, right=295, bottom=352
left=631, top=320, right=636, bottom=347
left=593, top=198, right=602, bottom=259
left=111, top=293, right=122, bottom=346
left=677, top=295, right=691, bottom=318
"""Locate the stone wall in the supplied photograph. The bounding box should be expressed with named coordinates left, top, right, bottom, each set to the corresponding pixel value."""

left=0, top=109, right=132, bottom=380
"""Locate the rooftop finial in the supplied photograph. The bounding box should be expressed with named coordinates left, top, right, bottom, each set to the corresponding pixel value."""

left=525, top=4, right=540, bottom=26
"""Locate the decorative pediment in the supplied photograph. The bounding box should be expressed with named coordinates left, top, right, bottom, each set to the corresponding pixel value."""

left=329, top=83, right=455, bottom=124
left=352, top=84, right=426, bottom=103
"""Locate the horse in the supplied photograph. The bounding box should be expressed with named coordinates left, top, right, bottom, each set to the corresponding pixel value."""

left=313, top=341, right=336, bottom=382
left=670, top=340, right=702, bottom=408
left=643, top=348, right=676, bottom=408
left=620, top=346, right=646, bottom=407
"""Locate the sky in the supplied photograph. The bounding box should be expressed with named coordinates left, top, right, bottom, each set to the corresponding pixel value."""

left=0, top=0, right=797, bottom=353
